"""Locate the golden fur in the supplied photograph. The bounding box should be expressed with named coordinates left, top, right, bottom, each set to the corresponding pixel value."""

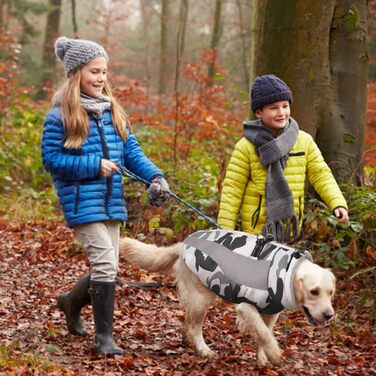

left=120, top=237, right=336, bottom=366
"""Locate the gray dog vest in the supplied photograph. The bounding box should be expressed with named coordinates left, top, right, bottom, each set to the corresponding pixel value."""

left=181, top=229, right=312, bottom=314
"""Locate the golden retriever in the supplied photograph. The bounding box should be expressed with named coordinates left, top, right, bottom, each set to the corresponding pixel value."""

left=120, top=230, right=335, bottom=366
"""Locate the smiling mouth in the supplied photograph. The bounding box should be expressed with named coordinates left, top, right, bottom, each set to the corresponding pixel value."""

left=303, top=306, right=318, bottom=326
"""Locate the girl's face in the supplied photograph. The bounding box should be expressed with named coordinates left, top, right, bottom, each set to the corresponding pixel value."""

left=255, top=100, right=290, bottom=133
left=80, top=57, right=108, bottom=98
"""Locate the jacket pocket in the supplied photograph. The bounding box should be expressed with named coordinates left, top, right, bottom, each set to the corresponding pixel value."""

left=251, top=196, right=262, bottom=229
left=74, top=183, right=80, bottom=215
left=289, top=151, right=305, bottom=157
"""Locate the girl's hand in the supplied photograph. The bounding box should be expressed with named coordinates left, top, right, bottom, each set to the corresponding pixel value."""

left=147, top=177, right=170, bottom=206
left=333, top=207, right=349, bottom=223
left=100, top=159, right=119, bottom=177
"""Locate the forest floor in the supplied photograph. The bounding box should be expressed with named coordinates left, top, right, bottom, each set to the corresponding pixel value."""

left=0, top=220, right=375, bottom=376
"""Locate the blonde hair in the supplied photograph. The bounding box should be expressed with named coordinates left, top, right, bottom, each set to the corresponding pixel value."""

left=60, top=69, right=129, bottom=149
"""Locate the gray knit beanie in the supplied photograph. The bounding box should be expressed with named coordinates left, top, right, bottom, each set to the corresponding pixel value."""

left=250, top=74, right=292, bottom=113
left=55, top=36, right=108, bottom=76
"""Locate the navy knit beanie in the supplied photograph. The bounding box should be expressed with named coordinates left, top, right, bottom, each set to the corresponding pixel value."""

left=250, top=74, right=292, bottom=113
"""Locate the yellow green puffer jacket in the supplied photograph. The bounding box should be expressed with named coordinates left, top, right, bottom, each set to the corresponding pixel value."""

left=218, top=130, right=347, bottom=234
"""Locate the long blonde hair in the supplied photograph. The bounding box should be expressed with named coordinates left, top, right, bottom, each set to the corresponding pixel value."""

left=60, top=69, right=129, bottom=149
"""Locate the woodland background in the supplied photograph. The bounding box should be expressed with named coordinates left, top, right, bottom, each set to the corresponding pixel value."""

left=0, top=0, right=375, bottom=375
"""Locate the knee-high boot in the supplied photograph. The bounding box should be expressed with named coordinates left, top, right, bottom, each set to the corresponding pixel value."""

left=57, top=272, right=91, bottom=336
left=90, top=280, right=125, bottom=355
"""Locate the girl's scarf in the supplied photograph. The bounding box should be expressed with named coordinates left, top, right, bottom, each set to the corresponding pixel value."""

left=243, top=117, right=299, bottom=242
left=51, top=91, right=112, bottom=119
left=79, top=93, right=112, bottom=118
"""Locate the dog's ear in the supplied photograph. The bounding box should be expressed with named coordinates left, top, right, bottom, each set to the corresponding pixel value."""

left=294, top=277, right=304, bottom=304
left=329, top=269, right=336, bottom=297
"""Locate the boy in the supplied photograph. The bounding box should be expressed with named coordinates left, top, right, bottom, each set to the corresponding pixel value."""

left=217, top=74, right=348, bottom=241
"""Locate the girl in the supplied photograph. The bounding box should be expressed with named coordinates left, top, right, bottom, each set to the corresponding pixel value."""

left=42, top=36, right=168, bottom=355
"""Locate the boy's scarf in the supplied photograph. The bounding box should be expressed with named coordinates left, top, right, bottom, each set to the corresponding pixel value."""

left=243, top=118, right=299, bottom=242
left=79, top=93, right=111, bottom=118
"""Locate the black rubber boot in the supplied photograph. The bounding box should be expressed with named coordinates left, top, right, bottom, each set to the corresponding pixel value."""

left=90, top=281, right=125, bottom=355
left=57, top=272, right=91, bottom=336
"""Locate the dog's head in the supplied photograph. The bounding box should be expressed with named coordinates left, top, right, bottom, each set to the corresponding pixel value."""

left=294, top=261, right=336, bottom=326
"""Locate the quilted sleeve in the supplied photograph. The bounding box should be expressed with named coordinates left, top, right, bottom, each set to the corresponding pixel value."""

left=123, top=131, right=164, bottom=184
left=305, top=133, right=348, bottom=211
left=218, top=138, right=251, bottom=230
left=41, top=113, right=101, bottom=181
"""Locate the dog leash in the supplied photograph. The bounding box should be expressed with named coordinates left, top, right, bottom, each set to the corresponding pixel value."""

left=116, top=163, right=222, bottom=229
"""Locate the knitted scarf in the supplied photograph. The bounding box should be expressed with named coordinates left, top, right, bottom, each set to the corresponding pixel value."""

left=79, top=93, right=111, bottom=118
left=51, top=91, right=112, bottom=119
left=243, top=118, right=299, bottom=242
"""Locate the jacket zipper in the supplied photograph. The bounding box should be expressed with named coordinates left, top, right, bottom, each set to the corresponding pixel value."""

left=298, top=196, right=302, bottom=222
left=74, top=182, right=80, bottom=215
left=95, top=119, right=111, bottom=217
left=251, top=196, right=262, bottom=229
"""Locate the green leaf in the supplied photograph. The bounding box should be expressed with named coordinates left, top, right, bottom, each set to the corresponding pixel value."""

left=45, top=344, right=60, bottom=354
left=350, top=222, right=363, bottom=233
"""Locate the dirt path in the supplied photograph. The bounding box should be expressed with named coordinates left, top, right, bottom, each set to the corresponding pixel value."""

left=0, top=221, right=374, bottom=375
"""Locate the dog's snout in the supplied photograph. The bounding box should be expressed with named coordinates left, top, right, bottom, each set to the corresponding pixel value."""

left=323, top=312, right=334, bottom=321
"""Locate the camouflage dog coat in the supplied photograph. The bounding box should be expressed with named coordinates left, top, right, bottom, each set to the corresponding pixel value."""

left=181, top=229, right=312, bottom=314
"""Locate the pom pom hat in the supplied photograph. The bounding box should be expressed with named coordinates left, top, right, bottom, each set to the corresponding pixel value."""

left=250, top=74, right=293, bottom=113
left=55, top=36, right=108, bottom=76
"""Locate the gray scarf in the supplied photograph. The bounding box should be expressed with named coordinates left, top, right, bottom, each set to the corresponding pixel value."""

left=51, top=91, right=112, bottom=119
left=79, top=93, right=112, bottom=118
left=243, top=118, right=299, bottom=242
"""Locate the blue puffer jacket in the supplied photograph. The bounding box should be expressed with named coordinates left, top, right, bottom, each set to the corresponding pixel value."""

left=41, top=107, right=163, bottom=227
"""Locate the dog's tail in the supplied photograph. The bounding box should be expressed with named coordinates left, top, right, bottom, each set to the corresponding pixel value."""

left=120, top=237, right=181, bottom=276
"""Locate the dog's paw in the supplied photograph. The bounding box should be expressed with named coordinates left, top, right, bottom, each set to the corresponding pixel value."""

left=197, top=347, right=216, bottom=358
left=258, top=335, right=282, bottom=367
left=264, top=342, right=282, bottom=366
left=256, top=347, right=269, bottom=367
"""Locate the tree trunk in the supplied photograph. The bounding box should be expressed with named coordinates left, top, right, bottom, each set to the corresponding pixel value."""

left=140, top=0, right=152, bottom=94
left=207, top=0, right=222, bottom=83
left=173, top=0, right=188, bottom=171
left=37, top=0, right=61, bottom=99
left=236, top=0, right=250, bottom=90
left=0, top=1, right=11, bottom=29
left=71, top=0, right=78, bottom=37
left=253, top=0, right=368, bottom=183
left=159, top=0, right=170, bottom=95
left=317, top=1, right=368, bottom=183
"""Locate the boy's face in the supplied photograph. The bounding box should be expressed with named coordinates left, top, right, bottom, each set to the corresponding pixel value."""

left=80, top=57, right=108, bottom=98
left=255, top=100, right=290, bottom=131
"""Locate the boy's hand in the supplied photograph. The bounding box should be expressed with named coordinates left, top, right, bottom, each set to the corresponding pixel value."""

left=100, top=159, right=119, bottom=177
left=333, top=207, right=349, bottom=223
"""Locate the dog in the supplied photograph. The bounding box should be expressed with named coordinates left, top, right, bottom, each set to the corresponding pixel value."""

left=120, top=229, right=336, bottom=366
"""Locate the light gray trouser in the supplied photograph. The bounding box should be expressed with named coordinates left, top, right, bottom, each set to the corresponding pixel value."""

left=74, top=221, right=121, bottom=282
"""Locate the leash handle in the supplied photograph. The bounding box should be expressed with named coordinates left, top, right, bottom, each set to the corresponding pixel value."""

left=116, top=163, right=222, bottom=229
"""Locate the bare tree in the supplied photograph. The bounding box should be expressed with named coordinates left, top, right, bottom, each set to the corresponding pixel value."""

left=71, top=0, right=78, bottom=37
left=173, top=0, right=188, bottom=170
left=140, top=0, right=152, bottom=96
left=37, top=0, right=62, bottom=99
left=235, top=0, right=250, bottom=89
left=207, top=0, right=222, bottom=83
left=159, top=0, right=170, bottom=95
